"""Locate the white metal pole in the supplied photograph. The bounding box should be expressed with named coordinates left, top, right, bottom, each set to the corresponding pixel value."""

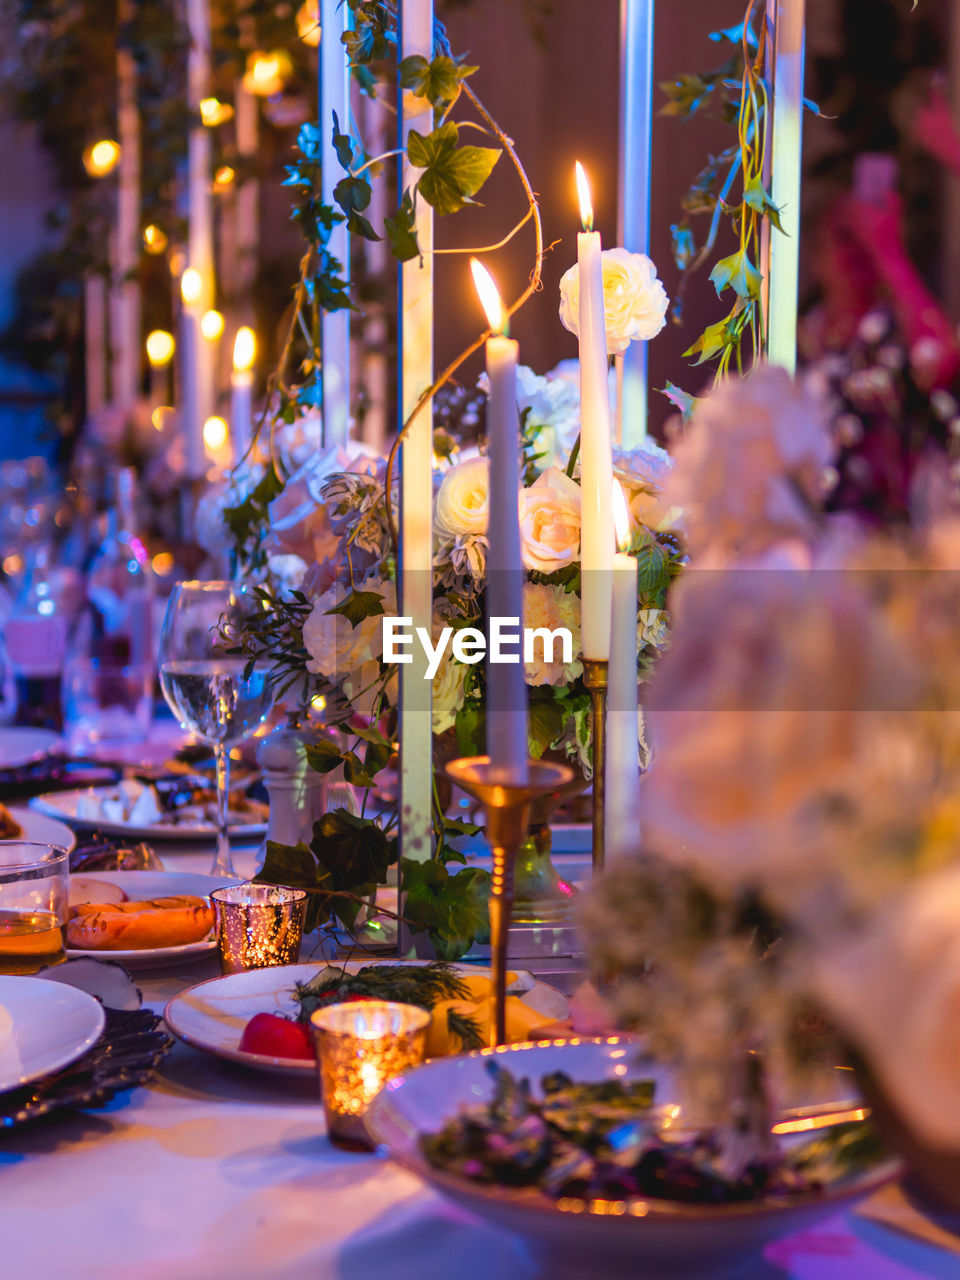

left=765, top=0, right=806, bottom=373
left=320, top=0, right=351, bottom=446
left=617, top=0, right=654, bottom=443
left=398, top=0, right=434, bottom=868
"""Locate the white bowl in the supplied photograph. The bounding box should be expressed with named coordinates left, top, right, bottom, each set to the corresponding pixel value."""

left=365, top=1037, right=899, bottom=1278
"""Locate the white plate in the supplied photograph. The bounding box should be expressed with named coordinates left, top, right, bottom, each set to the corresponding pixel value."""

left=164, top=962, right=570, bottom=1076
left=6, top=805, right=76, bottom=854
left=65, top=869, right=226, bottom=967
left=29, top=787, right=267, bottom=842
left=365, top=1039, right=900, bottom=1278
left=0, top=975, right=105, bottom=1092
left=0, top=727, right=60, bottom=771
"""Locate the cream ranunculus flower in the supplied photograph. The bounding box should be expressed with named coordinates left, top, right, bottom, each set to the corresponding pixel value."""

left=434, top=456, right=489, bottom=538
left=519, top=466, right=581, bottom=574
left=303, top=580, right=396, bottom=717
left=432, top=646, right=469, bottom=734
left=559, top=247, right=669, bottom=356
left=522, top=583, right=582, bottom=686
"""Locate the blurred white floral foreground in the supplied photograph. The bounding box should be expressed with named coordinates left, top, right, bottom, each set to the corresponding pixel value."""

left=585, top=363, right=960, bottom=1199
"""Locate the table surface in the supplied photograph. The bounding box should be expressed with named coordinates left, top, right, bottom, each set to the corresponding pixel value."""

left=2, top=843, right=958, bottom=1280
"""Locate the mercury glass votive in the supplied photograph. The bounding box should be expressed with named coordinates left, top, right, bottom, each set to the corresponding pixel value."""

left=310, top=1000, right=430, bottom=1150
left=210, top=883, right=307, bottom=974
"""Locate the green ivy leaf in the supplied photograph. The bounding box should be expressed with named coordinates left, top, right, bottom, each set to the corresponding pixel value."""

left=331, top=111, right=354, bottom=170
left=401, top=858, right=491, bottom=960
left=325, top=589, right=385, bottom=627
left=305, top=739, right=347, bottom=775
left=634, top=529, right=671, bottom=601
left=709, top=248, right=762, bottom=300
left=407, top=122, right=501, bottom=216
left=347, top=210, right=380, bottom=240
left=528, top=695, right=565, bottom=760
left=333, top=174, right=371, bottom=215
left=742, top=176, right=784, bottom=233
left=683, top=317, right=733, bottom=365
left=399, top=54, right=476, bottom=110
left=454, top=699, right=484, bottom=756
left=384, top=191, right=420, bottom=262
left=660, top=381, right=698, bottom=424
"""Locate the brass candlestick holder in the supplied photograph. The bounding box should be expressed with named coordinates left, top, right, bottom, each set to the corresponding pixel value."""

left=582, top=658, right=609, bottom=873
left=444, top=756, right=574, bottom=1047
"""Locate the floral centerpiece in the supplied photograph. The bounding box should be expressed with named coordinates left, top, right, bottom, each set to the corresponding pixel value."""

left=226, top=349, right=680, bottom=957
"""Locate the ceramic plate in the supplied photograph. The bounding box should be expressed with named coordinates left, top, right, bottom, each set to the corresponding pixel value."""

left=365, top=1039, right=900, bottom=1278
left=0, top=975, right=105, bottom=1092
left=5, top=805, right=76, bottom=854
left=29, top=786, right=267, bottom=841
left=164, top=962, right=570, bottom=1076
left=65, top=869, right=226, bottom=967
left=0, top=727, right=61, bottom=771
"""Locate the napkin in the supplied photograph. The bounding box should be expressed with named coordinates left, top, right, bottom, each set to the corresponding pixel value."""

left=857, top=1182, right=960, bottom=1255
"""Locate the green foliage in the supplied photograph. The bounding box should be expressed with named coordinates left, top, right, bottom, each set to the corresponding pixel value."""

left=325, top=588, right=385, bottom=626
left=399, top=53, right=477, bottom=113
left=401, top=858, right=492, bottom=961
left=255, top=808, right=397, bottom=934
left=407, top=122, right=501, bottom=216
left=223, top=467, right=287, bottom=572
left=384, top=191, right=421, bottom=262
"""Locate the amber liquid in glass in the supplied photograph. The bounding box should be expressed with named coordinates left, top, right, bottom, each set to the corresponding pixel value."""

left=0, top=909, right=65, bottom=974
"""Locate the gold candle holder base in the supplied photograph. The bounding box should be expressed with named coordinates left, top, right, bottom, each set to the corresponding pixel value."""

left=444, top=756, right=574, bottom=1048
left=581, top=658, right=609, bottom=873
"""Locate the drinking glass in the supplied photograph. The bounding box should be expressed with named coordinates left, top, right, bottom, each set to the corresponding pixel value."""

left=62, top=658, right=153, bottom=752
left=158, top=581, right=274, bottom=877
left=0, top=842, right=69, bottom=974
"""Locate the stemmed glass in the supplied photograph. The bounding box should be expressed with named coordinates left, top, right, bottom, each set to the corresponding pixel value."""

left=158, top=581, right=274, bottom=877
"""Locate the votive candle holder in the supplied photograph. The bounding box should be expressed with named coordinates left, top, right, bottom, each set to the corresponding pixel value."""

left=210, top=882, right=307, bottom=974
left=310, top=1000, right=430, bottom=1150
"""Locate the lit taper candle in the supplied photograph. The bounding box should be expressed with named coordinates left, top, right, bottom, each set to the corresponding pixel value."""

left=231, top=326, right=256, bottom=459
left=575, top=162, right=616, bottom=661
left=470, top=258, right=527, bottom=780
left=606, top=481, right=640, bottom=859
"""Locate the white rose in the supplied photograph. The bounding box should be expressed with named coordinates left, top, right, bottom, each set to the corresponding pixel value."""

left=432, top=647, right=469, bottom=734
left=434, top=456, right=489, bottom=537
left=559, top=247, right=669, bottom=356
left=519, top=466, right=581, bottom=574
left=614, top=439, right=682, bottom=533
left=303, top=580, right=394, bottom=684
left=522, top=583, right=582, bottom=686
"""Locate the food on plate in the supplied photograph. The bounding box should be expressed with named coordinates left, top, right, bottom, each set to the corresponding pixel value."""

left=72, top=778, right=267, bottom=830
left=0, top=804, right=23, bottom=839
left=65, top=895, right=214, bottom=951
left=238, top=1012, right=314, bottom=1060
left=290, top=962, right=557, bottom=1057
left=70, top=835, right=164, bottom=873
left=68, top=877, right=127, bottom=907
left=421, top=1064, right=885, bottom=1205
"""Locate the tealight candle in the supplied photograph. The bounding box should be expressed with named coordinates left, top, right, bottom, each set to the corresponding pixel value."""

left=311, top=1001, right=430, bottom=1150
left=210, top=882, right=307, bottom=974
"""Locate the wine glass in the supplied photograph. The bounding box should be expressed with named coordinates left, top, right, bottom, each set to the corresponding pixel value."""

left=158, top=581, right=274, bottom=877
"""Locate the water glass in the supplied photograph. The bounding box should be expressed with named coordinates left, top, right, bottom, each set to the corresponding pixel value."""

left=0, top=842, right=69, bottom=975
left=62, top=658, right=153, bottom=753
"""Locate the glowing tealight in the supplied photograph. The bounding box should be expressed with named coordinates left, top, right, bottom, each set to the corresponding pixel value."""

left=200, top=309, right=225, bottom=341
left=214, top=165, right=236, bottom=188
left=151, top=551, right=175, bottom=577
left=145, top=329, right=175, bottom=367
left=143, top=224, right=168, bottom=254
left=199, top=96, right=234, bottom=127
left=243, top=50, right=292, bottom=97
left=83, top=139, right=121, bottom=177
left=203, top=415, right=229, bottom=450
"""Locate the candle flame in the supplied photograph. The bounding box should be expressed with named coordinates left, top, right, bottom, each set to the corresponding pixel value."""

left=142, top=224, right=168, bottom=255
left=470, top=258, right=508, bottom=335
left=233, top=326, right=256, bottom=371
left=575, top=161, right=594, bottom=232
left=180, top=267, right=203, bottom=306
left=612, top=481, right=631, bottom=552
left=203, top=415, right=229, bottom=451
left=83, top=139, right=121, bottom=178
left=145, top=329, right=175, bottom=366
left=200, top=309, right=225, bottom=341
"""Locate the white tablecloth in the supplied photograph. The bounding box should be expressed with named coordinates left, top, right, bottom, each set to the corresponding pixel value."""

left=2, top=845, right=958, bottom=1280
